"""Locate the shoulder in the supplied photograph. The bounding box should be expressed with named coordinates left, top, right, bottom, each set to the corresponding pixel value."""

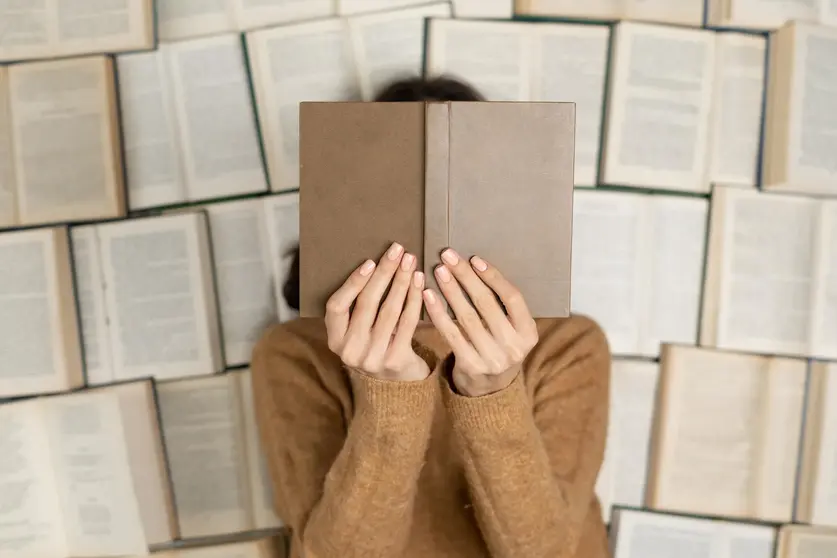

left=253, top=317, right=330, bottom=357
left=524, top=315, right=611, bottom=387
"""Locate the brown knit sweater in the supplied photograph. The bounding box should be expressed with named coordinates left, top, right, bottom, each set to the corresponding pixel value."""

left=250, top=315, right=611, bottom=558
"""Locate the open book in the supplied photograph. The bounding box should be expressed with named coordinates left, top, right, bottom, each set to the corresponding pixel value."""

left=795, top=362, right=837, bottom=528
left=0, top=56, right=125, bottom=228
left=515, top=0, right=705, bottom=26
left=116, top=34, right=268, bottom=210
left=156, top=370, right=283, bottom=539
left=0, top=1, right=154, bottom=63
left=763, top=22, right=837, bottom=197
left=707, top=0, right=837, bottom=29
left=571, top=190, right=708, bottom=356
left=0, top=226, right=83, bottom=399
left=205, top=193, right=300, bottom=366
left=337, top=0, right=435, bottom=15
left=71, top=212, right=224, bottom=385
left=0, top=381, right=176, bottom=557
left=701, top=186, right=837, bottom=359
left=246, top=4, right=451, bottom=190
left=610, top=508, right=776, bottom=558
left=601, top=22, right=766, bottom=192
left=452, top=0, right=513, bottom=18
left=646, top=344, right=807, bottom=522
left=425, top=18, right=610, bottom=186
left=596, top=359, right=659, bottom=523
left=777, top=525, right=837, bottom=558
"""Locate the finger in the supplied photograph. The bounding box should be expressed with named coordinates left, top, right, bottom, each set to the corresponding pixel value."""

left=434, top=265, right=501, bottom=358
left=471, top=256, right=537, bottom=337
left=347, top=242, right=405, bottom=334
left=422, top=289, right=482, bottom=367
left=391, top=270, right=424, bottom=350
left=325, top=259, right=376, bottom=345
left=368, top=253, right=416, bottom=355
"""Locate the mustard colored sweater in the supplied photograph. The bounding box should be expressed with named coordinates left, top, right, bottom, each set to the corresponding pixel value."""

left=251, top=316, right=611, bottom=558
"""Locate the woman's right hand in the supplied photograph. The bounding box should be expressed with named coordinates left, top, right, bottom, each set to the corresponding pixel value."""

left=325, top=242, right=430, bottom=382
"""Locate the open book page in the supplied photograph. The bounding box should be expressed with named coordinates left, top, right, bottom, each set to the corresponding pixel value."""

left=601, top=23, right=714, bottom=193
left=247, top=19, right=360, bottom=190
left=157, top=376, right=253, bottom=538
left=627, top=0, right=705, bottom=25
left=531, top=23, right=610, bottom=186
left=0, top=68, right=17, bottom=227
left=452, top=0, right=513, bottom=18
left=643, top=197, right=708, bottom=356
left=810, top=201, right=837, bottom=360
left=206, top=199, right=275, bottom=366
left=70, top=226, right=114, bottom=386
left=571, top=190, right=645, bottom=355
left=780, top=526, right=837, bottom=558
left=515, top=0, right=621, bottom=18
left=805, top=363, right=837, bottom=527
left=117, top=50, right=186, bottom=210
left=729, top=0, right=819, bottom=29
left=711, top=187, right=816, bottom=356
left=708, top=33, right=767, bottom=187
left=44, top=392, right=147, bottom=557
left=0, top=227, right=83, bottom=398
left=650, top=345, right=768, bottom=520
left=9, top=56, right=124, bottom=225
left=426, top=19, right=530, bottom=101
left=234, top=0, right=335, bottom=31
left=157, top=0, right=236, bottom=41
left=97, top=213, right=223, bottom=381
left=264, top=193, right=300, bottom=323
left=596, top=360, right=659, bottom=523
left=165, top=35, right=268, bottom=202
left=349, top=3, right=452, bottom=101
left=0, top=400, right=66, bottom=557
left=338, top=0, right=431, bottom=15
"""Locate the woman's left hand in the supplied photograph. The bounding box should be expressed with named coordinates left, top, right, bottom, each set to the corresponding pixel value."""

left=423, top=249, right=539, bottom=397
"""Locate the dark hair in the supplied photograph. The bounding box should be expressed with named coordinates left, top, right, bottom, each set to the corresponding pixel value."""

left=282, top=76, right=483, bottom=313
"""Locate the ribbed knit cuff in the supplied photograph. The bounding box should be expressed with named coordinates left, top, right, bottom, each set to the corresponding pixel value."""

left=442, top=371, right=529, bottom=434
left=349, top=368, right=439, bottom=421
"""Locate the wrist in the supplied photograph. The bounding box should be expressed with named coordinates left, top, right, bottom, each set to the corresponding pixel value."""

left=452, top=367, right=518, bottom=398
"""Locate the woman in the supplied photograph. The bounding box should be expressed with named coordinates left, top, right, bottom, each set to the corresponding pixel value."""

left=252, top=77, right=610, bottom=558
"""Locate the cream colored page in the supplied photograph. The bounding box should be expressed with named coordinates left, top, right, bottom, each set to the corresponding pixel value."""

left=117, top=50, right=186, bottom=210
left=247, top=19, right=360, bottom=190
left=157, top=0, right=235, bottom=41
left=810, top=364, right=837, bottom=527
left=810, top=202, right=837, bottom=359
left=166, top=35, right=268, bottom=202
left=729, top=0, right=818, bottom=29
left=70, top=226, right=114, bottom=385
left=207, top=199, right=275, bottom=366
left=176, top=540, right=264, bottom=558
left=349, top=3, right=452, bottom=101
left=643, top=197, right=708, bottom=356
left=0, top=68, right=17, bottom=227
left=0, top=3, right=52, bottom=62
left=0, top=401, right=66, bottom=558
left=158, top=377, right=252, bottom=538
left=452, top=0, right=513, bottom=18
left=655, top=347, right=764, bottom=518
left=264, top=193, right=300, bottom=323
left=45, top=392, right=147, bottom=557
left=715, top=187, right=816, bottom=356
left=338, top=0, right=431, bottom=15
left=98, top=214, right=219, bottom=381
left=628, top=0, right=705, bottom=25
left=515, top=0, right=620, bottom=18
left=531, top=24, right=609, bottom=186
left=602, top=23, right=714, bottom=193
left=708, top=34, right=766, bottom=187
left=789, top=531, right=837, bottom=558
left=234, top=0, right=335, bottom=30
left=426, top=19, right=529, bottom=101
left=717, top=523, right=777, bottom=558
left=570, top=190, right=645, bottom=355
left=9, top=57, right=120, bottom=225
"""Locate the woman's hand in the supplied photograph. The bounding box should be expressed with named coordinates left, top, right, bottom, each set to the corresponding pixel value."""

left=423, top=249, right=539, bottom=397
left=325, top=242, right=430, bottom=382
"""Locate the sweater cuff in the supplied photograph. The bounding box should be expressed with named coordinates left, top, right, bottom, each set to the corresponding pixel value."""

left=349, top=367, right=438, bottom=421
left=442, top=370, right=530, bottom=435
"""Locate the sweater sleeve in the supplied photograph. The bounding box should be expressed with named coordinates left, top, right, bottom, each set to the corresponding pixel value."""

left=250, top=320, right=438, bottom=558
left=441, top=316, right=610, bottom=558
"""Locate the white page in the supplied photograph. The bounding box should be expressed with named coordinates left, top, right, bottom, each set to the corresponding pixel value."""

left=0, top=68, right=17, bottom=227
left=515, top=0, right=621, bottom=18
left=247, top=19, right=360, bottom=190
left=628, top=0, right=705, bottom=26
left=206, top=199, right=275, bottom=366
left=0, top=401, right=66, bottom=558
left=45, top=392, right=147, bottom=556
left=157, top=0, right=235, bottom=41
left=787, top=530, right=837, bottom=558
left=810, top=202, right=837, bottom=359
left=166, top=35, right=268, bottom=202
left=715, top=187, right=816, bottom=356
left=264, top=193, right=300, bottom=323
left=349, top=3, right=452, bottom=100
left=338, top=0, right=432, bottom=15
left=809, top=364, right=837, bottom=527
left=643, top=197, right=708, bottom=356
left=426, top=19, right=529, bottom=101
left=117, top=50, right=186, bottom=210
left=158, top=376, right=252, bottom=538
left=531, top=23, right=609, bottom=186
left=452, top=0, right=513, bottom=18
left=720, top=522, right=777, bottom=558
left=9, top=57, right=121, bottom=225
left=234, top=0, right=335, bottom=30
left=70, top=226, right=114, bottom=386
left=571, top=190, right=645, bottom=355
left=729, top=0, right=819, bottom=29
left=602, top=23, right=714, bottom=193
left=708, top=34, right=766, bottom=187
left=98, top=213, right=222, bottom=381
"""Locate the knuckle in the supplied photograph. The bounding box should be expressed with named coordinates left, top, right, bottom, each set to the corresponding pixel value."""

left=325, top=297, right=344, bottom=316
left=505, top=288, right=524, bottom=305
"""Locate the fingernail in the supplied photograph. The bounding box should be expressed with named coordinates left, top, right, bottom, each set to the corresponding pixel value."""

left=441, top=249, right=459, bottom=266
left=423, top=290, right=436, bottom=304
left=387, top=242, right=403, bottom=260
left=436, top=265, right=451, bottom=283
left=401, top=253, right=415, bottom=271
left=413, top=271, right=424, bottom=288
left=471, top=256, right=488, bottom=272
left=359, top=260, right=375, bottom=276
